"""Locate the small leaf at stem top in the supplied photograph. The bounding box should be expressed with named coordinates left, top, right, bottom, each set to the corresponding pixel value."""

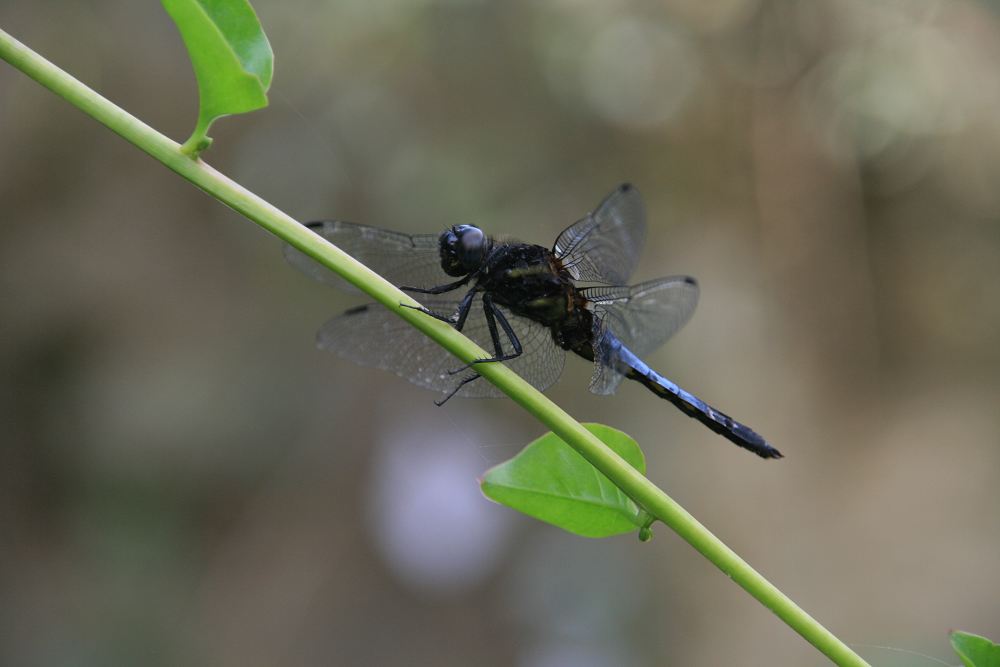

left=480, top=423, right=648, bottom=538
left=951, top=631, right=1000, bottom=667
left=162, top=0, right=273, bottom=158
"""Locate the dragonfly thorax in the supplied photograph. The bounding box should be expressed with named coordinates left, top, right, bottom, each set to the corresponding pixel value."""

left=439, top=224, right=490, bottom=276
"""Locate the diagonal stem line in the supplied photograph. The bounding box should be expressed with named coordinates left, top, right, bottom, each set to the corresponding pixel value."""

left=0, top=26, right=869, bottom=667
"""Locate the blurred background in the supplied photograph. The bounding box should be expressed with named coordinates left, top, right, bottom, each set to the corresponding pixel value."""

left=2, top=1, right=999, bottom=665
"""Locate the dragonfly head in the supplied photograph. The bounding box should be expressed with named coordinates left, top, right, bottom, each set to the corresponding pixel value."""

left=439, top=224, right=488, bottom=276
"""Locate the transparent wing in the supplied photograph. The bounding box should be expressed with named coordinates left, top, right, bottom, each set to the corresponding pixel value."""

left=283, top=221, right=448, bottom=292
left=580, top=276, right=699, bottom=395
left=315, top=298, right=565, bottom=398
left=553, top=183, right=647, bottom=285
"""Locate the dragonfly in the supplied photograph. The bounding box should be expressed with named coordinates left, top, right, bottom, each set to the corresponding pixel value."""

left=284, top=184, right=782, bottom=459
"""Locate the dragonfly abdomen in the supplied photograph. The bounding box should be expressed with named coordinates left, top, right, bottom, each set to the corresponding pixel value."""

left=609, top=340, right=782, bottom=459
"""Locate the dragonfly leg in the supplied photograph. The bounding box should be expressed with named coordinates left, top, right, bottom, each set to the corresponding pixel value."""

left=448, top=293, right=523, bottom=375
left=400, top=274, right=471, bottom=295
left=435, top=373, right=481, bottom=406
left=450, top=289, right=477, bottom=331
left=401, top=287, right=477, bottom=327
left=400, top=303, right=454, bottom=323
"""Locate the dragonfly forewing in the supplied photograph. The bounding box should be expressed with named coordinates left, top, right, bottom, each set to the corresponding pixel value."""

left=553, top=183, right=647, bottom=285
left=316, top=299, right=565, bottom=398
left=283, top=221, right=446, bottom=292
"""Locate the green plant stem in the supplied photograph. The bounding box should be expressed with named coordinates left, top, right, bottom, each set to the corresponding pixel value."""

left=0, top=27, right=869, bottom=667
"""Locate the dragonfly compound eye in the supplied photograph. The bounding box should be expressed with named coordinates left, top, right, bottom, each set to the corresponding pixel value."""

left=456, top=225, right=486, bottom=270
left=439, top=227, right=466, bottom=276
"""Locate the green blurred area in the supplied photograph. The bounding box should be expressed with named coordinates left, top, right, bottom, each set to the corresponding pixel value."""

left=1, top=1, right=999, bottom=665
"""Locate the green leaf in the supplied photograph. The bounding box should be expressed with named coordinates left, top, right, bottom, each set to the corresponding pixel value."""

left=162, top=0, right=273, bottom=157
left=481, top=423, right=647, bottom=538
left=952, top=631, right=1000, bottom=667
